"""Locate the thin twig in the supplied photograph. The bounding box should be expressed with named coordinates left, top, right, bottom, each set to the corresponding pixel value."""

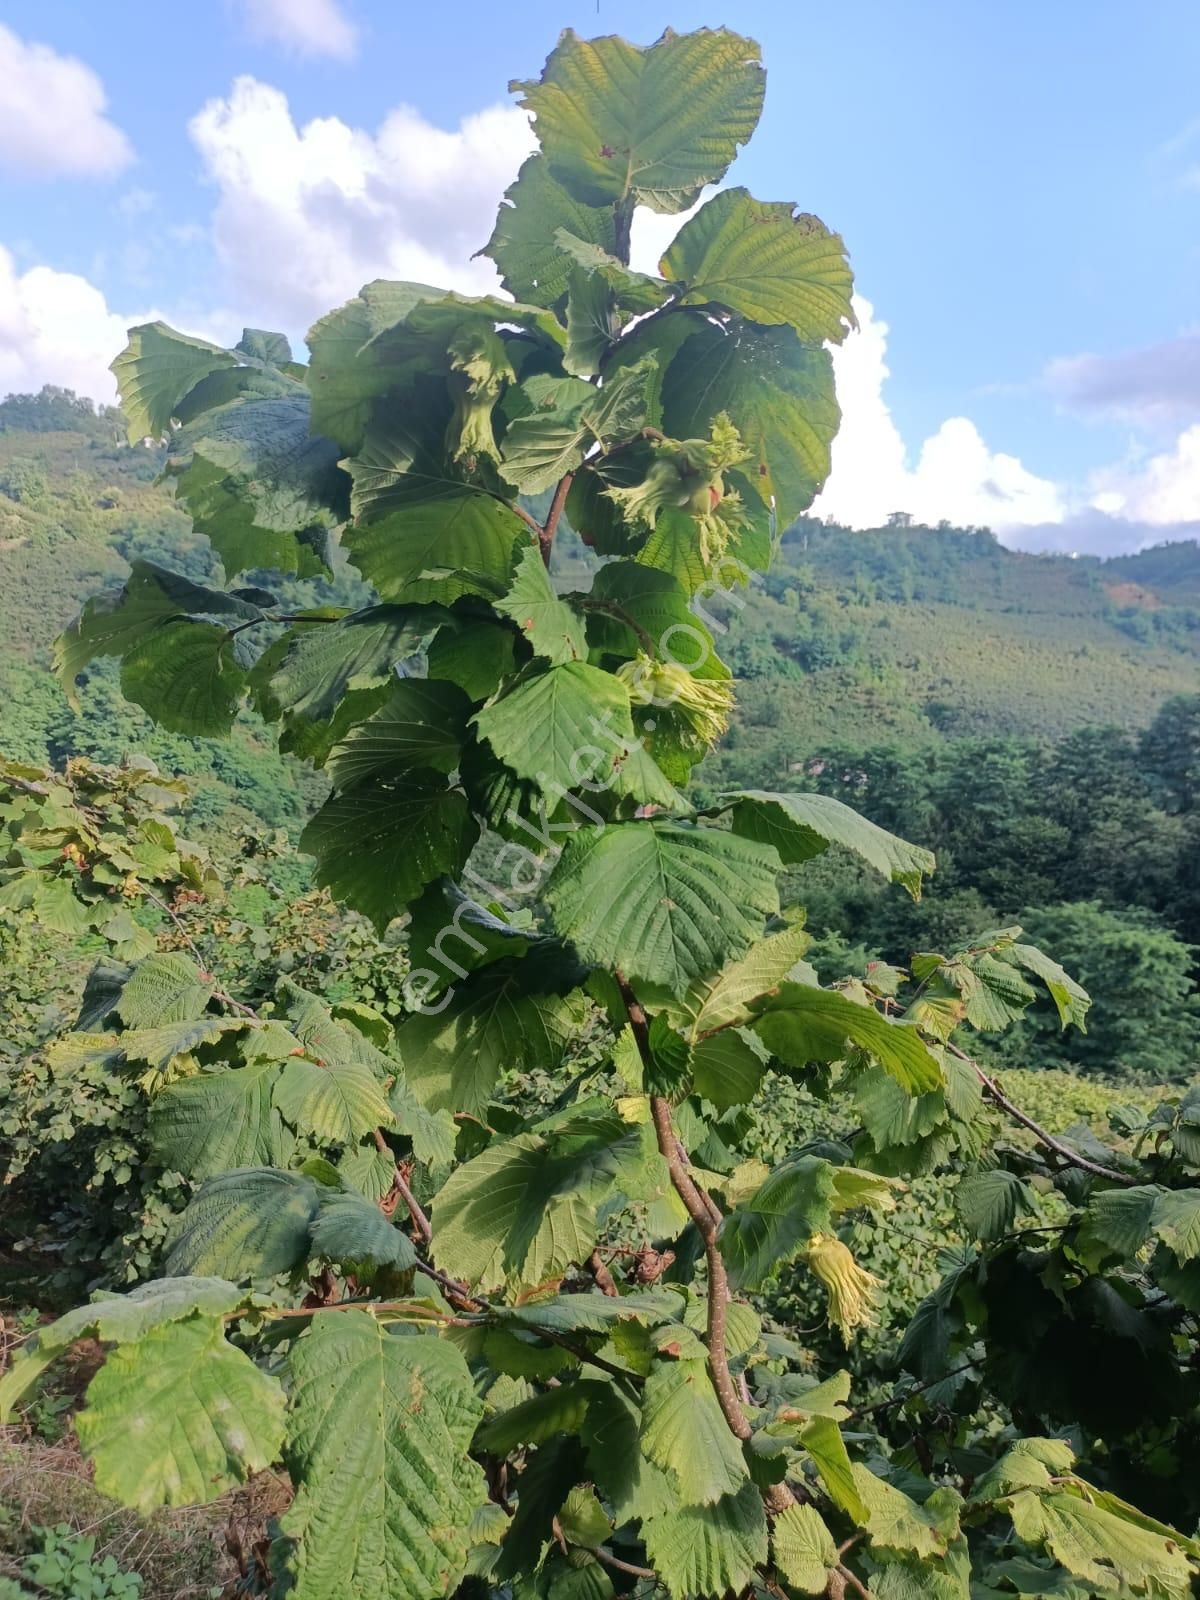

left=374, top=1132, right=434, bottom=1246
left=142, top=889, right=259, bottom=1017
left=847, top=1358, right=978, bottom=1421
left=514, top=503, right=543, bottom=540
left=540, top=473, right=574, bottom=567
left=838, top=1564, right=873, bottom=1600
left=951, top=1044, right=1135, bottom=1185
left=592, top=1546, right=658, bottom=1581
left=615, top=971, right=794, bottom=1514
left=578, top=596, right=659, bottom=657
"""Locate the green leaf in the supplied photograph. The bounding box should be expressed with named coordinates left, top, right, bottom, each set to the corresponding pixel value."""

left=580, top=1379, right=681, bottom=1523
left=111, top=321, right=237, bottom=442
left=309, top=1192, right=418, bottom=1277
left=1006, top=1486, right=1195, bottom=1599
left=431, top=1112, right=655, bottom=1291
left=237, top=327, right=293, bottom=365
left=55, top=559, right=264, bottom=710
left=515, top=28, right=765, bottom=212
left=872, top=1549, right=972, bottom=1600
left=662, top=188, right=853, bottom=342
left=563, top=266, right=617, bottom=377
left=1082, top=1185, right=1161, bottom=1259
left=495, top=1289, right=684, bottom=1338
left=272, top=1052, right=394, bottom=1144
left=955, top=1169, right=1036, bottom=1241
left=120, top=621, right=248, bottom=736
left=639, top=1357, right=748, bottom=1505
left=169, top=392, right=345, bottom=579
left=0, top=1278, right=248, bottom=1423
left=800, top=1413, right=868, bottom=1523
left=851, top=1466, right=960, bottom=1558
left=641, top=1481, right=767, bottom=1598
left=306, top=279, right=443, bottom=452
left=477, top=1384, right=593, bottom=1452
left=719, top=1156, right=836, bottom=1291
left=474, top=661, right=635, bottom=800
left=545, top=821, right=779, bottom=995
left=266, top=608, right=429, bottom=722
left=1151, top=1188, right=1200, bottom=1263
left=149, top=1053, right=293, bottom=1180
left=772, top=1504, right=838, bottom=1595
left=279, top=1314, right=488, bottom=1600
left=404, top=880, right=539, bottom=999
left=584, top=560, right=723, bottom=674
left=343, top=407, right=525, bottom=605
left=399, top=961, right=587, bottom=1116
left=165, top=1167, right=323, bottom=1280
left=662, top=320, right=839, bottom=526
left=499, top=400, right=592, bottom=497
left=691, top=1028, right=766, bottom=1111
left=554, top=229, right=668, bottom=312
left=300, top=772, right=478, bottom=934
left=558, top=1484, right=612, bottom=1550
left=751, top=983, right=942, bottom=1094
left=326, top=679, right=473, bottom=787
left=482, top=156, right=617, bottom=306
left=76, top=1316, right=285, bottom=1512
left=115, top=952, right=214, bottom=1028
left=427, top=619, right=517, bottom=702
left=1008, top=942, right=1092, bottom=1032
left=648, top=922, right=813, bottom=1038
left=726, top=790, right=934, bottom=898
left=495, top=544, right=587, bottom=665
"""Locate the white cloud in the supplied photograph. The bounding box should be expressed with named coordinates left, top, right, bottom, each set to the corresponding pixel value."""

left=1089, top=425, right=1200, bottom=526
left=188, top=77, right=536, bottom=328
left=0, top=24, right=132, bottom=178
left=235, top=0, right=359, bottom=61
left=0, top=247, right=232, bottom=404
left=813, top=297, right=1065, bottom=532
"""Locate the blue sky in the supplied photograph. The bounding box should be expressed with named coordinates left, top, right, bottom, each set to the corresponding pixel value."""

left=2, top=0, right=1199, bottom=553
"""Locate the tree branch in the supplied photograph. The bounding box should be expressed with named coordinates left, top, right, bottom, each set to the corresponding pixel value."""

left=591, top=1546, right=657, bottom=1581
left=514, top=503, right=543, bottom=540
left=142, top=890, right=259, bottom=1018
left=540, top=473, right=574, bottom=567
left=615, top=972, right=794, bottom=1514
left=950, top=1043, right=1136, bottom=1186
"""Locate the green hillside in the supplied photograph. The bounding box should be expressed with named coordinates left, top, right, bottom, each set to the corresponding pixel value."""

left=5, top=388, right=1196, bottom=804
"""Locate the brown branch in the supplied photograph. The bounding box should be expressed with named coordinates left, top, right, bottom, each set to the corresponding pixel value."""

left=950, top=1043, right=1135, bottom=1185
left=592, top=1546, right=657, bottom=1581
left=615, top=971, right=794, bottom=1515
left=142, top=889, right=259, bottom=1018
left=540, top=472, right=574, bottom=567
left=374, top=1133, right=435, bottom=1246
left=513, top=503, right=543, bottom=540
left=837, top=1564, right=873, bottom=1600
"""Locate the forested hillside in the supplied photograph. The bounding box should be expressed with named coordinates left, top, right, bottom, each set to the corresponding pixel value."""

left=4, top=386, right=1198, bottom=1090
left=5, top=386, right=1198, bottom=789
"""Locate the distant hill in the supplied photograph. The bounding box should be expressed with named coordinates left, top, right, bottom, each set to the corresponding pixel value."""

left=2, top=386, right=1197, bottom=826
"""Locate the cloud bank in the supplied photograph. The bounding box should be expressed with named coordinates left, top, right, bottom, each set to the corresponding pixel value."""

left=1046, top=333, right=1200, bottom=425
left=0, top=24, right=133, bottom=178
left=188, top=78, right=535, bottom=328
